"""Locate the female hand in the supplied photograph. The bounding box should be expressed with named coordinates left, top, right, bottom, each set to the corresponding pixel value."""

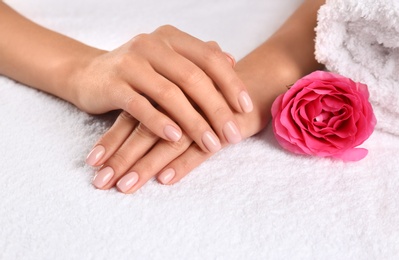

left=86, top=62, right=287, bottom=192
left=85, top=0, right=325, bottom=192
left=0, top=3, right=252, bottom=153
left=71, top=25, right=253, bottom=153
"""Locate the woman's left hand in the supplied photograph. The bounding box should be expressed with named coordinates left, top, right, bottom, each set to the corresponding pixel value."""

left=85, top=65, right=274, bottom=193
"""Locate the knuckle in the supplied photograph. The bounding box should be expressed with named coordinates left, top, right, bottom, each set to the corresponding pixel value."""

left=203, top=44, right=224, bottom=63
left=213, top=105, right=230, bottom=116
left=107, top=151, right=130, bottom=173
left=114, top=53, right=134, bottom=71
left=96, top=133, right=115, bottom=148
left=125, top=95, right=141, bottom=113
left=180, top=147, right=206, bottom=173
left=177, top=157, right=191, bottom=174
left=166, top=134, right=191, bottom=152
left=129, top=33, right=151, bottom=48
left=134, top=163, right=155, bottom=178
left=183, top=114, right=207, bottom=136
left=134, top=123, right=157, bottom=140
left=155, top=83, right=179, bottom=101
left=119, top=111, right=135, bottom=122
left=128, top=33, right=161, bottom=55
left=180, top=67, right=206, bottom=86
left=206, top=41, right=222, bottom=51
left=156, top=24, right=177, bottom=34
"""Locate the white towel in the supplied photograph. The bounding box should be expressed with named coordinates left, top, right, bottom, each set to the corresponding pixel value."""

left=315, top=0, right=399, bottom=135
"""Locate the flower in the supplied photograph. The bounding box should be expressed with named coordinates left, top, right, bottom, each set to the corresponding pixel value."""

left=271, top=71, right=376, bottom=161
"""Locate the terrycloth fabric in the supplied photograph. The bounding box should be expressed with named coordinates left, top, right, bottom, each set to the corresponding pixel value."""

left=1, top=0, right=399, bottom=259
left=315, top=0, right=399, bottom=135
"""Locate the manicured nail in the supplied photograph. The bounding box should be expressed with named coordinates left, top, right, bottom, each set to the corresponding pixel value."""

left=202, top=131, right=222, bottom=153
left=158, top=168, right=175, bottom=184
left=117, top=172, right=139, bottom=193
left=223, top=121, right=242, bottom=144
left=238, top=91, right=254, bottom=113
left=164, top=125, right=182, bottom=142
left=85, top=145, right=105, bottom=166
left=92, top=166, right=114, bottom=189
left=224, top=52, right=236, bottom=67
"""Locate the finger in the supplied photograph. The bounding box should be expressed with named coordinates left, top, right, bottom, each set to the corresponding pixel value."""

left=193, top=41, right=253, bottom=113
left=110, top=81, right=183, bottom=142
left=157, top=142, right=213, bottom=185
left=91, top=123, right=159, bottom=190
left=119, top=56, right=223, bottom=153
left=115, top=130, right=193, bottom=194
left=156, top=25, right=253, bottom=113
left=136, top=40, right=243, bottom=146
left=223, top=51, right=236, bottom=67
left=85, top=111, right=138, bottom=167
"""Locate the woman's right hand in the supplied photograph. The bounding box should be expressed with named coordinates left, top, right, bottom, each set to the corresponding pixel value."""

left=70, top=25, right=253, bottom=153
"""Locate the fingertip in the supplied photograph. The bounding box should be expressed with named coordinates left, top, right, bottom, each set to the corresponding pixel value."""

left=158, top=168, right=176, bottom=184
left=201, top=131, right=222, bottom=153
left=86, top=145, right=106, bottom=166
left=238, top=91, right=254, bottom=113
left=92, top=166, right=114, bottom=189
left=223, top=121, right=242, bottom=144
left=163, top=124, right=182, bottom=142
left=116, top=172, right=139, bottom=193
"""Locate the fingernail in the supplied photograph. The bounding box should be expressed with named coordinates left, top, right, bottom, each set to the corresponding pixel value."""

left=158, top=168, right=175, bottom=184
left=238, top=91, right=254, bottom=113
left=223, top=121, right=242, bottom=144
left=117, top=172, right=139, bottom=193
left=202, top=131, right=222, bottom=153
left=86, top=145, right=105, bottom=166
left=92, top=166, right=114, bottom=189
left=224, top=52, right=236, bottom=67
left=164, top=125, right=182, bottom=142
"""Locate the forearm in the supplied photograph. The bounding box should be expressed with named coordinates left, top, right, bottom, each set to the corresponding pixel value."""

left=235, top=0, right=325, bottom=133
left=0, top=2, right=103, bottom=104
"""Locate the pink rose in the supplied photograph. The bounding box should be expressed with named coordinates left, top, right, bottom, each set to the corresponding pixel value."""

left=271, top=71, right=376, bottom=161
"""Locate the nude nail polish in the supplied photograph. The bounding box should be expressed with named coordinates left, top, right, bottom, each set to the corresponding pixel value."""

left=238, top=91, right=254, bottom=113
left=92, top=166, right=114, bottom=189
left=164, top=125, right=182, bottom=142
left=202, top=131, right=222, bottom=153
left=117, top=172, right=139, bottom=193
left=223, top=121, right=242, bottom=144
left=85, top=145, right=105, bottom=166
left=158, top=168, right=175, bottom=184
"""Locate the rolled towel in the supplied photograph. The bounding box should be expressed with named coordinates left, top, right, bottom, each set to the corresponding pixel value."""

left=315, top=0, right=399, bottom=135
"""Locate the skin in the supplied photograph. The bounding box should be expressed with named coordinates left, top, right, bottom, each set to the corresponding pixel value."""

left=0, top=2, right=252, bottom=154
left=0, top=0, right=325, bottom=193
left=91, top=0, right=325, bottom=193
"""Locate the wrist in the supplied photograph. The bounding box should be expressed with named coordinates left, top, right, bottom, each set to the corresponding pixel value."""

left=57, top=46, right=107, bottom=111
left=234, top=47, right=303, bottom=137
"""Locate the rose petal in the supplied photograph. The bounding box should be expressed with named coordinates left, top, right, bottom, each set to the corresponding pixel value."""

left=321, top=95, right=345, bottom=111
left=274, top=133, right=308, bottom=155
left=271, top=94, right=284, bottom=117
left=356, top=82, right=370, bottom=99
left=301, top=130, right=329, bottom=153
left=333, top=148, right=369, bottom=162
left=280, top=102, right=303, bottom=140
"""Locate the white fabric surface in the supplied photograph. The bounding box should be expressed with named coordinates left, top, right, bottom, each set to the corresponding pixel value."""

left=315, top=0, right=399, bottom=135
left=1, top=0, right=399, bottom=259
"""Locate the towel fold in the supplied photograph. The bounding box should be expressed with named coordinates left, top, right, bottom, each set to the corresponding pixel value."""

left=315, top=0, right=399, bottom=135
